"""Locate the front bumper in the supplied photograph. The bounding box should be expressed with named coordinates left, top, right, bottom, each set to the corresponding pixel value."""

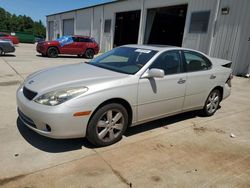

left=16, top=87, right=91, bottom=139
left=36, top=45, right=46, bottom=54
left=4, top=46, right=15, bottom=53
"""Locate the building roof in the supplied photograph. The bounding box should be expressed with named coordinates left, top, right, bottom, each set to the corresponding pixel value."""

left=46, top=0, right=121, bottom=17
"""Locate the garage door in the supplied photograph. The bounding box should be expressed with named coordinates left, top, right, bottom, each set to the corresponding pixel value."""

left=63, top=19, right=74, bottom=36
left=48, top=21, right=54, bottom=40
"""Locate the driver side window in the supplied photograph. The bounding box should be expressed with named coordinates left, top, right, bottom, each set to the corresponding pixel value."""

left=150, top=51, right=181, bottom=75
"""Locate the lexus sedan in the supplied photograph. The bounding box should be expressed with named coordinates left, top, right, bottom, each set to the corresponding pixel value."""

left=17, top=45, right=232, bottom=146
left=36, top=35, right=99, bottom=59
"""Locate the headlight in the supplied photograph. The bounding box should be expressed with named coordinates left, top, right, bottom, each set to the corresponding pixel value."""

left=34, top=87, right=88, bottom=106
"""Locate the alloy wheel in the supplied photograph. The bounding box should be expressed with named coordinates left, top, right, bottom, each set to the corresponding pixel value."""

left=206, top=92, right=220, bottom=114
left=96, top=109, right=125, bottom=142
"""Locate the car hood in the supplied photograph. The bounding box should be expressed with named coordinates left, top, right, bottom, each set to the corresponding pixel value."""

left=24, top=63, right=128, bottom=93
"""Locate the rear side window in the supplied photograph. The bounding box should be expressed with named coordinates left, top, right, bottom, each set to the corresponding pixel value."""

left=79, top=38, right=93, bottom=43
left=183, top=51, right=212, bottom=72
left=150, top=51, right=182, bottom=75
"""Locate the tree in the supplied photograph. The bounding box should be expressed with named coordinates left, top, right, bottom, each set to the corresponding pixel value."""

left=0, top=7, right=46, bottom=37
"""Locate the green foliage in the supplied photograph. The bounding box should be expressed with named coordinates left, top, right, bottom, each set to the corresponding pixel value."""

left=0, top=7, right=46, bottom=37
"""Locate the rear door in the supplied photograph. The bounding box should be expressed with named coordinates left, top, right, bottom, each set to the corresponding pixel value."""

left=77, top=37, right=93, bottom=55
left=60, top=37, right=79, bottom=55
left=182, top=50, right=217, bottom=110
left=137, top=50, right=187, bottom=122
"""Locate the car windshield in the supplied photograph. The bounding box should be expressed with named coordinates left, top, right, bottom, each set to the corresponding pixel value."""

left=89, top=47, right=158, bottom=74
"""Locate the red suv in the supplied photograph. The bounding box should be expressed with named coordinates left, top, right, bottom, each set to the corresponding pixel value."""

left=36, top=35, right=99, bottom=59
left=0, top=32, right=19, bottom=44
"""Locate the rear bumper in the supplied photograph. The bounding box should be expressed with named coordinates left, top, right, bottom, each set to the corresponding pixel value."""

left=223, top=83, right=231, bottom=100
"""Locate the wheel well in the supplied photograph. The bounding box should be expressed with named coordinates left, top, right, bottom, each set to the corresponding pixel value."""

left=212, top=86, right=223, bottom=101
left=88, top=98, right=133, bottom=127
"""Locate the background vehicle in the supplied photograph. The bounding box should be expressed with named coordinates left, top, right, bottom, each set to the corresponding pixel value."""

left=17, top=45, right=232, bottom=146
left=0, top=32, right=19, bottom=44
left=36, top=35, right=99, bottom=59
left=0, top=39, right=15, bottom=55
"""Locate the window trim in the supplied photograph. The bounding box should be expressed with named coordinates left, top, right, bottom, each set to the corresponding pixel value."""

left=181, top=50, right=213, bottom=73
left=149, top=50, right=185, bottom=76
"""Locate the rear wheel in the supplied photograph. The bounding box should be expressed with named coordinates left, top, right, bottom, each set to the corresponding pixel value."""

left=0, top=48, right=3, bottom=56
left=202, top=89, right=221, bottom=116
left=84, top=49, right=94, bottom=59
left=87, top=103, right=128, bottom=146
left=47, top=47, right=58, bottom=58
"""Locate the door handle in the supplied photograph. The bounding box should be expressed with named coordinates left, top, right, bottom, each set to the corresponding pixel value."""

left=178, top=78, right=186, bottom=84
left=210, top=74, right=216, bottom=79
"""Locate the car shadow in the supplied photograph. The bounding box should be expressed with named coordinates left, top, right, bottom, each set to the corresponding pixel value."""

left=16, top=118, right=94, bottom=153
left=36, top=54, right=90, bottom=59
left=1, top=54, right=16, bottom=57
left=17, top=110, right=202, bottom=152
left=125, top=111, right=199, bottom=137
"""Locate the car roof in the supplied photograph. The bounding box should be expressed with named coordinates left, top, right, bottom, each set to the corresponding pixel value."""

left=122, top=44, right=182, bottom=52
left=72, top=35, right=91, bottom=38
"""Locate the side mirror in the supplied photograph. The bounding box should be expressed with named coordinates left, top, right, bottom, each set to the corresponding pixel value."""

left=141, top=68, right=165, bottom=78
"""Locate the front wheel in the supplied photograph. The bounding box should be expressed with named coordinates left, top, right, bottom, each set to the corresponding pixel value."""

left=47, top=47, right=58, bottom=58
left=87, top=103, right=128, bottom=147
left=202, top=89, right=221, bottom=116
left=0, top=48, right=3, bottom=56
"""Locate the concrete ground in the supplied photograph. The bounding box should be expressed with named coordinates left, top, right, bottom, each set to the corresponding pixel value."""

left=0, top=44, right=250, bottom=188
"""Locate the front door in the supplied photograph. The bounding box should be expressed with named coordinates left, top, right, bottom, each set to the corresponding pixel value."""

left=137, top=50, right=186, bottom=122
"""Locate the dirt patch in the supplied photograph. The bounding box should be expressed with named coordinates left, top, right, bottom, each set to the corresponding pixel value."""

left=192, top=124, right=226, bottom=134
left=151, top=176, right=162, bottom=182
left=0, top=80, right=20, bottom=86
left=0, top=174, right=26, bottom=186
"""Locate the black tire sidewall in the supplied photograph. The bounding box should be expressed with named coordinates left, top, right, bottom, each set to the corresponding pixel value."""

left=87, top=103, right=128, bottom=147
left=48, top=47, right=58, bottom=58
left=85, top=49, right=94, bottom=59
left=203, top=89, right=221, bottom=116
left=0, top=48, right=3, bottom=55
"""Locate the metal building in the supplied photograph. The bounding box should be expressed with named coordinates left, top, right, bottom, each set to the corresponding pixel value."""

left=46, top=0, right=250, bottom=75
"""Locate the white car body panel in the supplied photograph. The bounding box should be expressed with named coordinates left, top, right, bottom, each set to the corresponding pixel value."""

left=16, top=45, right=232, bottom=139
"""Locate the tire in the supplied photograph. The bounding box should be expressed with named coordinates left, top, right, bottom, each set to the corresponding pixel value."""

left=84, top=49, right=94, bottom=59
left=47, top=47, right=58, bottom=58
left=0, top=48, right=3, bottom=56
left=202, top=89, right=221, bottom=116
left=87, top=103, right=128, bottom=147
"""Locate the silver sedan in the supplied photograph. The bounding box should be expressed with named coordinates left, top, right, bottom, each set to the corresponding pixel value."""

left=16, top=45, right=233, bottom=146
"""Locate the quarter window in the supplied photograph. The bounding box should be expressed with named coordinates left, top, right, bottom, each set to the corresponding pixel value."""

left=79, top=37, right=92, bottom=43
left=183, top=51, right=212, bottom=72
left=150, top=51, right=181, bottom=75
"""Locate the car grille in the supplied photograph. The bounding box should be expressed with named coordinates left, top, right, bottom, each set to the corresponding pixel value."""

left=18, top=108, right=36, bottom=128
left=23, top=86, right=37, bottom=100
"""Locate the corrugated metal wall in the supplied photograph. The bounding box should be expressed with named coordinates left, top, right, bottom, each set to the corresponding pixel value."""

left=209, top=0, right=250, bottom=75
left=182, top=0, right=217, bottom=54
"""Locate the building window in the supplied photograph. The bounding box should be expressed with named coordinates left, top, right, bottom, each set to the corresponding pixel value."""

left=189, top=11, right=210, bottom=33
left=104, top=19, right=112, bottom=33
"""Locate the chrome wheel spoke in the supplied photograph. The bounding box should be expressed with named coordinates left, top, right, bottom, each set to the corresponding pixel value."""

left=97, top=120, right=107, bottom=128
left=109, top=129, right=115, bottom=140
left=107, top=110, right=113, bottom=122
left=112, top=112, right=122, bottom=124
left=98, top=128, right=109, bottom=139
left=113, top=123, right=123, bottom=130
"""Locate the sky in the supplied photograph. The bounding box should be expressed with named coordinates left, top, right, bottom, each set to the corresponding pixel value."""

left=0, top=0, right=114, bottom=25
